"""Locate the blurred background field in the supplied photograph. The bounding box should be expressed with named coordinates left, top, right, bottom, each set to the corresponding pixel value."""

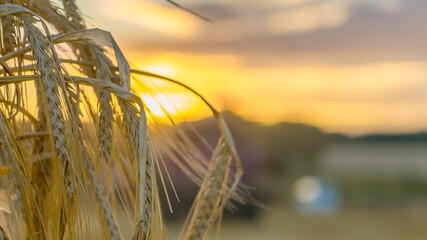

left=168, top=208, right=427, bottom=240
left=151, top=112, right=427, bottom=239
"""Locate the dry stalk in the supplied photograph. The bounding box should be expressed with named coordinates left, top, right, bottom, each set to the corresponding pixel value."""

left=0, top=2, right=249, bottom=240
left=22, top=16, right=75, bottom=239
left=184, top=138, right=231, bottom=240
left=83, top=149, right=121, bottom=240
left=62, top=0, right=84, bottom=29
left=0, top=111, right=38, bottom=239
left=57, top=1, right=121, bottom=237
left=91, top=45, right=113, bottom=163
left=0, top=8, right=17, bottom=55
left=132, top=150, right=153, bottom=240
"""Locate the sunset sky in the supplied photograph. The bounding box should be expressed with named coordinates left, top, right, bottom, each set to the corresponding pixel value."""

left=80, top=0, right=427, bottom=135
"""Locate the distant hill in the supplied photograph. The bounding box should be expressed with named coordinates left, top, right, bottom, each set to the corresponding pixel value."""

left=187, top=111, right=326, bottom=181
left=163, top=112, right=427, bottom=214
left=186, top=112, right=427, bottom=181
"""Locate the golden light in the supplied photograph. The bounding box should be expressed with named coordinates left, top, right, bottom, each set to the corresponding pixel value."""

left=128, top=50, right=427, bottom=135
left=141, top=94, right=173, bottom=117
left=143, top=63, right=177, bottom=78
left=139, top=92, right=205, bottom=122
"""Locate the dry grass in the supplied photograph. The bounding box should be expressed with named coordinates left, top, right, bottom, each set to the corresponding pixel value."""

left=0, top=1, right=251, bottom=239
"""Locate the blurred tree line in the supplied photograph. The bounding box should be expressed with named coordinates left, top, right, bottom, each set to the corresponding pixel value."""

left=189, top=112, right=325, bottom=208
left=158, top=112, right=326, bottom=219
left=160, top=112, right=427, bottom=219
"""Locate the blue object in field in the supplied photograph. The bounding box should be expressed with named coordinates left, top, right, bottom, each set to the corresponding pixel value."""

left=293, top=176, right=341, bottom=214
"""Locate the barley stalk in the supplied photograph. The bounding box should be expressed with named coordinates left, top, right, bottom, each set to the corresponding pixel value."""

left=0, top=111, right=38, bottom=239
left=22, top=17, right=75, bottom=239
left=132, top=150, right=153, bottom=240
left=62, top=0, right=84, bottom=29
left=30, top=79, right=51, bottom=238
left=0, top=8, right=16, bottom=56
left=58, top=1, right=121, bottom=236
left=91, top=45, right=114, bottom=163
left=184, top=138, right=231, bottom=240
left=0, top=2, right=249, bottom=240
left=37, top=3, right=123, bottom=237
left=82, top=148, right=121, bottom=240
left=0, top=6, right=48, bottom=237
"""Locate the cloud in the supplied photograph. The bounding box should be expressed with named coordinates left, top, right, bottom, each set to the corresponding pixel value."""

left=121, top=0, right=427, bottom=67
left=88, top=0, right=403, bottom=42
left=99, top=0, right=202, bottom=39
left=266, top=2, right=350, bottom=35
left=191, top=0, right=403, bottom=38
left=85, top=0, right=425, bottom=66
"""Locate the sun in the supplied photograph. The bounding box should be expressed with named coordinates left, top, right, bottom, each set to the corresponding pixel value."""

left=137, top=91, right=205, bottom=122
left=140, top=93, right=177, bottom=118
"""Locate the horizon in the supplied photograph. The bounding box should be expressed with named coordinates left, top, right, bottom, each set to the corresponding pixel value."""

left=191, top=111, right=427, bottom=138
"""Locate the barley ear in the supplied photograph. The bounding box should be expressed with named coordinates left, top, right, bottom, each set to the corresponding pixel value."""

left=183, top=138, right=232, bottom=240
left=22, top=16, right=77, bottom=239
left=91, top=45, right=114, bottom=163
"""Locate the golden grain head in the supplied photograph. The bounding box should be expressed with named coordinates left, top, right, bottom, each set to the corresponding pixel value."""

left=0, top=1, right=250, bottom=240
